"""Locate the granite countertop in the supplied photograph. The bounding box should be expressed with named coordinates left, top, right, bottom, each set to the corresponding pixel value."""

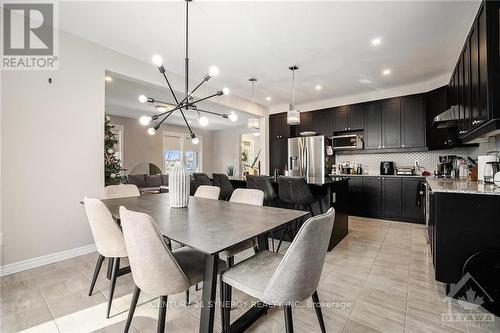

left=330, top=173, right=425, bottom=178
left=227, top=175, right=348, bottom=186
left=426, top=178, right=500, bottom=196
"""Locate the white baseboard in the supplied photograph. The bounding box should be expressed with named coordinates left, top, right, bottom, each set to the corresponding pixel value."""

left=1, top=244, right=97, bottom=277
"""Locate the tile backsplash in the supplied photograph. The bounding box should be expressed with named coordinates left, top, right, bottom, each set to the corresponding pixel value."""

left=336, top=147, right=479, bottom=175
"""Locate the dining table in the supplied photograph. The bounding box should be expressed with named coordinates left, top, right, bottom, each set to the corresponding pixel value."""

left=100, top=192, right=309, bottom=333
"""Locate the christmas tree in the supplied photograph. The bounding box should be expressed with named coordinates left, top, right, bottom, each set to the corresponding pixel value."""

left=104, top=115, right=126, bottom=185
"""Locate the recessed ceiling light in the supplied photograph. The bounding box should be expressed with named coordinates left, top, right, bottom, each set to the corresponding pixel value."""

left=371, top=37, right=382, bottom=46
left=266, top=97, right=272, bottom=101
left=382, top=69, right=391, bottom=76
left=315, top=85, right=322, bottom=90
left=359, top=79, right=372, bottom=84
left=105, top=76, right=113, bottom=82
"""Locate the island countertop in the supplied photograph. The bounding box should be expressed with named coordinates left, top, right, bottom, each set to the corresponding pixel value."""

left=426, top=178, right=500, bottom=196
left=228, top=175, right=349, bottom=186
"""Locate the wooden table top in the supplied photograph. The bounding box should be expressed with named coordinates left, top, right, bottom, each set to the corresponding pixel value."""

left=101, top=193, right=309, bottom=255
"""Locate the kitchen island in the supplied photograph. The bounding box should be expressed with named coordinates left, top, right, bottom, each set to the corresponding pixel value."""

left=228, top=175, right=349, bottom=250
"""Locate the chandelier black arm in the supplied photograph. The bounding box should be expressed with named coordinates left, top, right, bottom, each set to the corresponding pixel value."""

left=188, top=91, right=223, bottom=105
left=178, top=108, right=196, bottom=138
left=161, top=71, right=181, bottom=105
left=152, top=102, right=188, bottom=119
left=173, top=75, right=212, bottom=111
left=153, top=109, right=175, bottom=129
left=193, top=107, right=228, bottom=119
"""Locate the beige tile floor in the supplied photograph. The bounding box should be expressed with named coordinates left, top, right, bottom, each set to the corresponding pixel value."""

left=1, top=216, right=499, bottom=333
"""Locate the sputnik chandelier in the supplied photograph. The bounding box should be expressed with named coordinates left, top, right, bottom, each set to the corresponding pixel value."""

left=138, top=0, right=231, bottom=144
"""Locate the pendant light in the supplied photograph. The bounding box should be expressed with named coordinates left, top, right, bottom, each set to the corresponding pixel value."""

left=247, top=77, right=260, bottom=130
left=287, top=65, right=300, bottom=125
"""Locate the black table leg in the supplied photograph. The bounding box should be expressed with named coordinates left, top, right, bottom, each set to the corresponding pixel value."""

left=256, top=233, right=269, bottom=251
left=199, top=254, right=219, bottom=333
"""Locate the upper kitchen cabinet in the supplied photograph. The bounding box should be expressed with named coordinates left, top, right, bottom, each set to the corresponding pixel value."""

left=269, top=113, right=289, bottom=139
left=401, top=95, right=426, bottom=148
left=298, top=112, right=314, bottom=133
left=449, top=0, right=500, bottom=143
left=333, top=104, right=364, bottom=132
left=312, top=108, right=333, bottom=136
left=364, top=102, right=382, bottom=150
left=381, top=99, right=401, bottom=149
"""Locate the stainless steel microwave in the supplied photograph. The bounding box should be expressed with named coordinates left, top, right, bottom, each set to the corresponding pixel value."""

left=331, top=134, right=364, bottom=150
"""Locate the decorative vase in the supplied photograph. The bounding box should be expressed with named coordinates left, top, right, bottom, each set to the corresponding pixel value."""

left=169, top=161, right=190, bottom=208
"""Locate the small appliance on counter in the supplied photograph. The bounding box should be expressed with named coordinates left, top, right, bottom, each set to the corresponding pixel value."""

left=478, top=152, right=499, bottom=181
left=396, top=166, right=415, bottom=176
left=483, top=161, right=500, bottom=183
left=436, top=155, right=460, bottom=178
left=380, top=161, right=395, bottom=175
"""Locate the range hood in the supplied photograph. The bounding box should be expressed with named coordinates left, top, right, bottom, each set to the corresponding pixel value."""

left=433, top=105, right=459, bottom=128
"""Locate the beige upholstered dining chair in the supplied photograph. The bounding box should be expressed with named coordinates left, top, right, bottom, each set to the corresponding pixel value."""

left=194, top=185, right=220, bottom=200
left=218, top=189, right=265, bottom=267
left=83, top=197, right=128, bottom=318
left=102, top=184, right=140, bottom=199
left=229, top=188, right=265, bottom=206
left=119, top=207, right=226, bottom=333
left=220, top=208, right=335, bottom=333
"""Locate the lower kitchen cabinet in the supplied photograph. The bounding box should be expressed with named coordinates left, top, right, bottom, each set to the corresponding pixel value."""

left=402, top=177, right=424, bottom=221
left=362, top=177, right=382, bottom=216
left=348, top=176, right=424, bottom=223
left=381, top=177, right=402, bottom=218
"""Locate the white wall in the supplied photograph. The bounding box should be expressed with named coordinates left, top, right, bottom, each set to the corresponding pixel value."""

left=1, top=29, right=266, bottom=268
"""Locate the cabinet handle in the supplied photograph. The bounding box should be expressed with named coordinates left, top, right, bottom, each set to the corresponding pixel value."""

left=348, top=127, right=351, bottom=130
left=382, top=145, right=385, bottom=148
left=378, top=145, right=382, bottom=149
left=344, top=127, right=348, bottom=130
left=401, top=144, right=405, bottom=147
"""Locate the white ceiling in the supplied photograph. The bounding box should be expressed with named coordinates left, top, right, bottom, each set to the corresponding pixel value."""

left=105, top=73, right=258, bottom=130
left=60, top=1, right=480, bottom=108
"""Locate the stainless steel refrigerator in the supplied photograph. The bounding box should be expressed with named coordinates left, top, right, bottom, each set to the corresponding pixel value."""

left=288, top=136, right=334, bottom=178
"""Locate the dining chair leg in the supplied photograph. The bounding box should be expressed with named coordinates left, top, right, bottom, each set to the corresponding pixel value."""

left=227, top=256, right=235, bottom=268
left=312, top=291, right=326, bottom=333
left=195, top=284, right=200, bottom=291
left=271, top=231, right=275, bottom=252
left=185, top=289, right=190, bottom=305
left=276, top=225, right=288, bottom=252
left=88, top=254, right=105, bottom=296
left=308, top=205, right=314, bottom=216
left=107, top=257, right=120, bottom=318
left=157, top=295, right=168, bottom=333
left=318, top=200, right=323, bottom=214
left=284, top=305, right=294, bottom=333
left=124, top=286, right=141, bottom=333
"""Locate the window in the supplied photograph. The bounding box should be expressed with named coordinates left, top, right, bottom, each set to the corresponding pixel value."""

left=163, top=132, right=202, bottom=173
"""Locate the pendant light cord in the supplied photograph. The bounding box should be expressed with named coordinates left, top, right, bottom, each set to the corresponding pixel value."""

left=292, top=68, right=295, bottom=109
left=252, top=80, right=255, bottom=114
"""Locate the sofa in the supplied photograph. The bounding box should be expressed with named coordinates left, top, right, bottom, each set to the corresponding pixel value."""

left=127, top=174, right=168, bottom=193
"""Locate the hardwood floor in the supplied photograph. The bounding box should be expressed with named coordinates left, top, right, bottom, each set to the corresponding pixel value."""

left=1, top=216, right=498, bottom=332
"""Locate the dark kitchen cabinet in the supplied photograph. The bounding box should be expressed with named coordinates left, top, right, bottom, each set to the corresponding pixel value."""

left=348, top=105, right=364, bottom=130
left=402, top=177, right=424, bottom=221
left=426, top=86, right=455, bottom=149
left=347, top=176, right=424, bottom=223
left=269, top=113, right=289, bottom=139
left=401, top=95, right=426, bottom=148
left=364, top=102, right=382, bottom=149
left=362, top=177, right=381, bottom=216
left=381, top=177, right=402, bottom=218
left=333, top=104, right=364, bottom=132
left=448, top=1, right=500, bottom=142
left=381, top=99, right=401, bottom=149
left=333, top=106, right=348, bottom=132
left=299, top=112, right=314, bottom=132
left=348, top=177, right=363, bottom=215
left=269, top=137, right=287, bottom=173
left=313, top=108, right=333, bottom=135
